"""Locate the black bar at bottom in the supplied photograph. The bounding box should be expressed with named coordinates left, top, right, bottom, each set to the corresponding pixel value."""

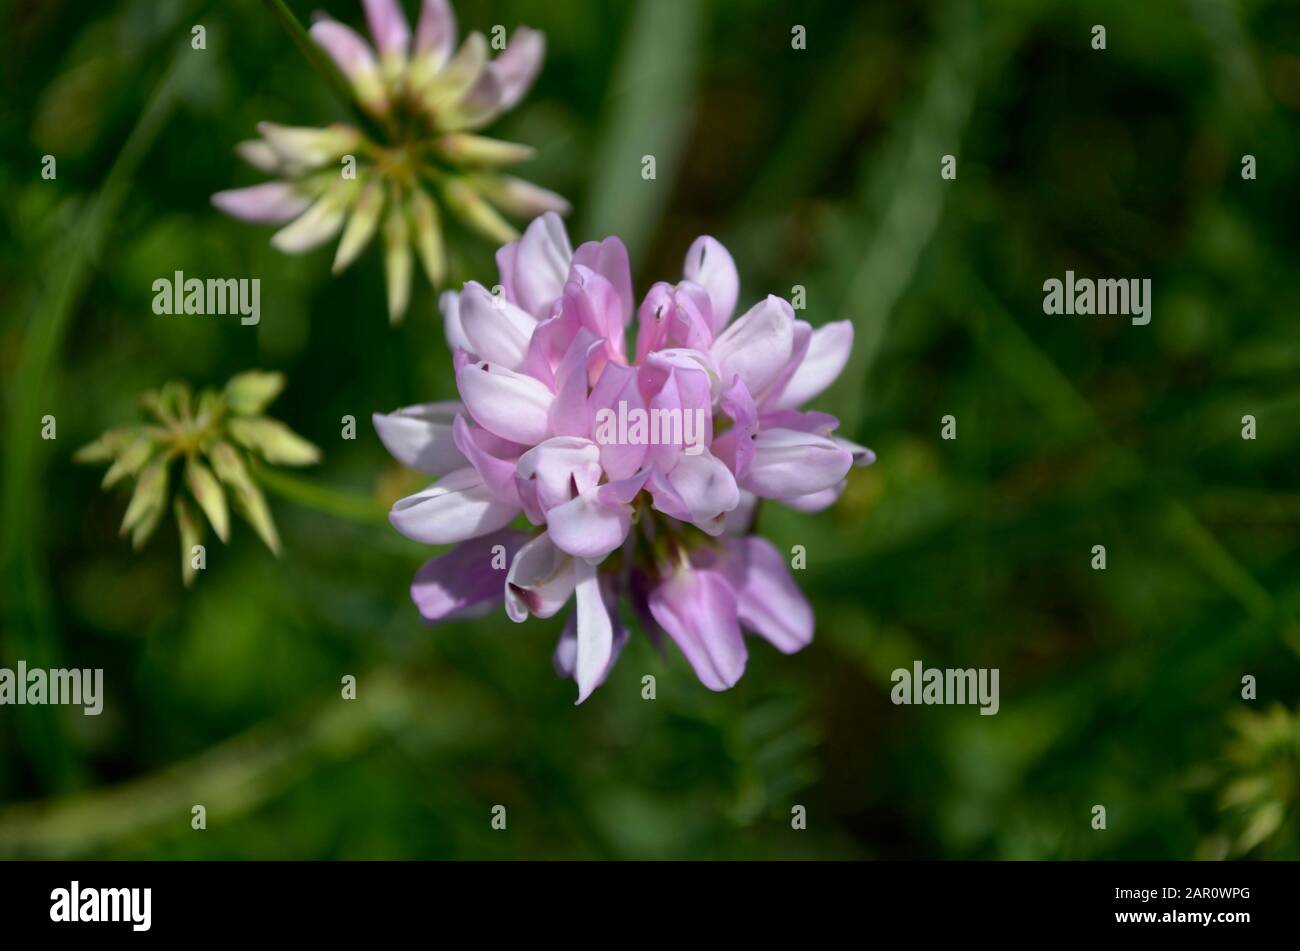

left=0, top=860, right=1285, bottom=938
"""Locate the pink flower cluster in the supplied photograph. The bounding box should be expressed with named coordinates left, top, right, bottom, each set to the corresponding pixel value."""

left=374, top=214, right=872, bottom=701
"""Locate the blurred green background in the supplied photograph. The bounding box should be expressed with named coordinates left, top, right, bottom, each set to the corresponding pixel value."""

left=1, top=0, right=1298, bottom=859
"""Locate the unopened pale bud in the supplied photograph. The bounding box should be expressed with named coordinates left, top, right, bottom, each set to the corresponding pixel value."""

left=224, top=370, right=286, bottom=417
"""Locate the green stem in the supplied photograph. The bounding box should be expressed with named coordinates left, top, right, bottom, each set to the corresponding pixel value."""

left=251, top=459, right=387, bottom=525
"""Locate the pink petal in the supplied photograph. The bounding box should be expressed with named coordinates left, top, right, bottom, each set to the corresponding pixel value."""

left=769, top=320, right=853, bottom=410
left=757, top=408, right=839, bottom=435
left=666, top=449, right=739, bottom=533
left=648, top=568, right=747, bottom=691
left=490, top=27, right=545, bottom=111
left=452, top=415, right=523, bottom=507
left=440, top=289, right=473, bottom=353
left=411, top=529, right=528, bottom=621
left=643, top=369, right=685, bottom=474
left=451, top=67, right=504, bottom=128
left=709, top=295, right=795, bottom=399
left=682, top=236, right=739, bottom=333
left=588, top=362, right=647, bottom=480
left=722, top=490, right=758, bottom=537
left=713, top=374, right=758, bottom=478
left=572, top=236, right=634, bottom=328
left=389, top=467, right=520, bottom=544
left=414, top=0, right=457, bottom=66
left=309, top=19, right=385, bottom=110
left=497, top=212, right=573, bottom=319
left=705, top=537, right=813, bottom=654
left=371, top=401, right=465, bottom=475
left=362, top=0, right=411, bottom=60
left=211, top=183, right=311, bottom=224
left=757, top=319, right=811, bottom=408
left=781, top=482, right=845, bottom=513
left=553, top=590, right=629, bottom=686
left=634, top=283, right=674, bottom=361
left=640, top=347, right=722, bottom=404
left=836, top=436, right=876, bottom=467
left=456, top=359, right=554, bottom=445
left=742, top=428, right=853, bottom=500
left=644, top=465, right=693, bottom=522
left=561, top=267, right=626, bottom=364
left=573, top=558, right=614, bottom=703
left=514, top=436, right=602, bottom=518
left=666, top=281, right=716, bottom=351
left=546, top=488, right=631, bottom=560
left=458, top=281, right=537, bottom=369
left=547, top=332, right=601, bottom=438
left=505, top=531, right=575, bottom=621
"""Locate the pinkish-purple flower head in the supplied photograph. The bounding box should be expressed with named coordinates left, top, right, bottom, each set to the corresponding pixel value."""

left=213, top=0, right=566, bottom=323
left=375, top=214, right=873, bottom=701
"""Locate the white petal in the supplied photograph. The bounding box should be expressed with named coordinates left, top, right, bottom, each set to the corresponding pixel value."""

left=458, top=281, right=536, bottom=369
left=667, top=449, right=740, bottom=531
left=372, top=401, right=465, bottom=475
left=771, top=320, right=853, bottom=409
left=546, top=488, right=630, bottom=560
left=440, top=289, right=472, bottom=353
left=505, top=531, right=575, bottom=621
left=742, top=428, right=853, bottom=500
left=515, top=436, right=602, bottom=514
left=389, top=467, right=519, bottom=544
left=573, top=559, right=613, bottom=703
left=682, top=236, right=739, bottom=332
left=781, top=482, right=845, bottom=513
left=835, top=436, right=876, bottom=467
left=507, top=212, right=573, bottom=318
left=211, top=183, right=311, bottom=224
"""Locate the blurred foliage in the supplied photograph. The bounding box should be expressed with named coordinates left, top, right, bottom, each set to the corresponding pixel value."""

left=0, top=0, right=1297, bottom=858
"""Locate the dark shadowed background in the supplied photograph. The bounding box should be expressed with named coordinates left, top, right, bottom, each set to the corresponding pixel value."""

left=1, top=0, right=1298, bottom=859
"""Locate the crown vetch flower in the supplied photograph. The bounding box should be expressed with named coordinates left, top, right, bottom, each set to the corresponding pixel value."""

left=374, top=214, right=874, bottom=701
left=76, top=372, right=321, bottom=586
left=213, top=0, right=566, bottom=323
